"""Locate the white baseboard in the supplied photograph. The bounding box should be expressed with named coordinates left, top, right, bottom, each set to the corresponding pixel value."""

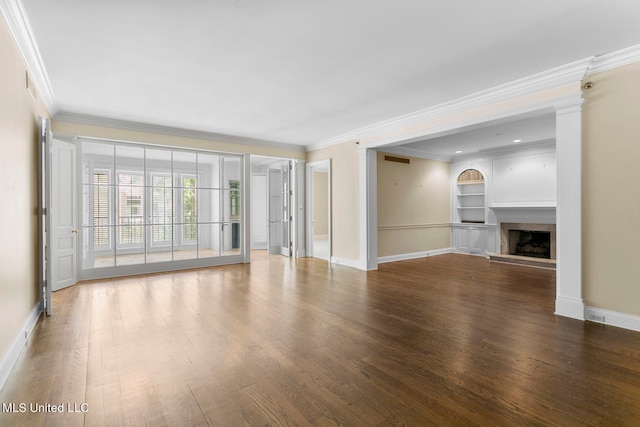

left=0, top=301, right=42, bottom=391
left=378, top=248, right=454, bottom=264
left=555, top=296, right=585, bottom=320
left=330, top=256, right=361, bottom=269
left=451, top=249, right=491, bottom=258
left=585, top=306, right=640, bottom=332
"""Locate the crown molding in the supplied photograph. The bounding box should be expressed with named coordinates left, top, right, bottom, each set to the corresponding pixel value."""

left=363, top=58, right=592, bottom=136
left=586, top=43, right=640, bottom=76
left=306, top=132, right=358, bottom=152
left=0, top=0, right=56, bottom=112
left=54, top=112, right=306, bottom=153
left=313, top=57, right=593, bottom=151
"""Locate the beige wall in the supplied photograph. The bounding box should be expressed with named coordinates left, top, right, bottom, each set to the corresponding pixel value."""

left=312, top=171, right=329, bottom=236
left=377, top=152, right=450, bottom=257
left=583, top=62, right=640, bottom=316
left=0, top=16, right=49, bottom=362
left=307, top=141, right=360, bottom=262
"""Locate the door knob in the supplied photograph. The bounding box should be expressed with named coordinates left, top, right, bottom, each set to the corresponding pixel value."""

left=72, top=229, right=79, bottom=234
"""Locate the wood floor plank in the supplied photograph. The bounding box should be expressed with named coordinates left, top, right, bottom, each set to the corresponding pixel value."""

left=2, top=252, right=640, bottom=426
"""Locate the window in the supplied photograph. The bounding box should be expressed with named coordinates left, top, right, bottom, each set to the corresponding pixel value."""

left=93, top=171, right=110, bottom=247
left=117, top=173, right=144, bottom=245
left=182, top=176, right=197, bottom=241
left=152, top=174, right=173, bottom=244
left=81, top=141, right=243, bottom=271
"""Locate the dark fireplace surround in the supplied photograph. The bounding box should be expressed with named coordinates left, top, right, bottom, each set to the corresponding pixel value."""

left=500, top=222, right=556, bottom=260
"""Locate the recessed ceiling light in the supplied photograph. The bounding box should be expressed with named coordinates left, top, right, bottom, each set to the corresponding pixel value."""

left=455, top=150, right=462, bottom=154
left=513, top=139, right=522, bottom=143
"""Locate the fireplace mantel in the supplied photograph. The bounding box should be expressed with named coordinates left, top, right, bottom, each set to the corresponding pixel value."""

left=491, top=206, right=556, bottom=224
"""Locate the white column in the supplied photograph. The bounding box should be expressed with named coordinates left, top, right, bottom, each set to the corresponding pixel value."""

left=358, top=147, right=378, bottom=270
left=293, top=159, right=306, bottom=258
left=243, top=155, right=251, bottom=264
left=555, top=100, right=585, bottom=319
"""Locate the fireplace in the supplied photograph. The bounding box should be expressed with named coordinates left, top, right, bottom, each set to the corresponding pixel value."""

left=509, top=230, right=551, bottom=259
left=500, top=222, right=556, bottom=260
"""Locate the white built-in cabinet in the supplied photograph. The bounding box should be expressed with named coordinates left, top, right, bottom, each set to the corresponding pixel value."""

left=452, top=224, right=496, bottom=255
left=452, top=168, right=496, bottom=255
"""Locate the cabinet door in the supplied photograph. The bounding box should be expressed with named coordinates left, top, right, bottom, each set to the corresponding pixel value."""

left=456, top=227, right=470, bottom=252
left=469, top=227, right=485, bottom=253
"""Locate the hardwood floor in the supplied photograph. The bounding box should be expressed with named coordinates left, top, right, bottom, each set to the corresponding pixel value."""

left=2, top=252, right=640, bottom=426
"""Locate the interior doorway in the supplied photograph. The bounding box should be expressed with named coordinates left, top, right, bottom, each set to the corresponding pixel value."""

left=250, top=156, right=303, bottom=258
left=306, top=160, right=331, bottom=261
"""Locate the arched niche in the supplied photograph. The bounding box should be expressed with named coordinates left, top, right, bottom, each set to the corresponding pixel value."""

left=456, top=169, right=485, bottom=223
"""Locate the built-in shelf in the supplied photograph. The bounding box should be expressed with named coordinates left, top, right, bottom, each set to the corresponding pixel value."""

left=456, top=169, right=485, bottom=224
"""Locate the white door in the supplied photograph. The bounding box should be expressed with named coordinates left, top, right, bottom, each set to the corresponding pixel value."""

left=280, top=161, right=292, bottom=257
left=51, top=139, right=78, bottom=291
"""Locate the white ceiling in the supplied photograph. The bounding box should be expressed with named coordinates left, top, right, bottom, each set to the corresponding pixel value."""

left=19, top=0, right=640, bottom=150
left=397, top=112, right=557, bottom=159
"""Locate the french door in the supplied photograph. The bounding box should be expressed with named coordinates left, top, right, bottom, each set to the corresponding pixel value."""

left=267, top=161, right=292, bottom=256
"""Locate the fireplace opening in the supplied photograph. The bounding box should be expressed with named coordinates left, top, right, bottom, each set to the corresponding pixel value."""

left=509, top=230, right=551, bottom=259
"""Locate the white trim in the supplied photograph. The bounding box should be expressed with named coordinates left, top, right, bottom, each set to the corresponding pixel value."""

left=79, top=255, right=246, bottom=281
left=293, top=159, right=307, bottom=258
left=585, top=306, right=640, bottom=332
left=0, top=0, right=56, bottom=112
left=554, top=101, right=585, bottom=320
left=309, top=58, right=592, bottom=151
left=308, top=43, right=640, bottom=153
left=555, top=296, right=585, bottom=321
left=55, top=112, right=305, bottom=153
left=378, top=248, right=453, bottom=264
left=0, top=301, right=42, bottom=391
left=586, top=43, right=640, bottom=76
left=330, top=256, right=360, bottom=269
left=243, top=155, right=251, bottom=263
left=307, top=135, right=359, bottom=153
left=358, top=147, right=377, bottom=271
left=378, top=222, right=451, bottom=231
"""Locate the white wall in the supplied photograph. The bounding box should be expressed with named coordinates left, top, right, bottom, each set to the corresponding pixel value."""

left=492, top=151, right=556, bottom=207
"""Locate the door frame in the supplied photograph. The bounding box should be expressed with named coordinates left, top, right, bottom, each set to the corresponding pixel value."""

left=306, top=159, right=331, bottom=260
left=38, top=118, right=52, bottom=315
left=280, top=160, right=292, bottom=257
left=250, top=173, right=268, bottom=250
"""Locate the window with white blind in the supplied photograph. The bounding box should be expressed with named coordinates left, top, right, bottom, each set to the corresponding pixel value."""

left=182, top=176, right=197, bottom=241
left=92, top=171, right=110, bottom=247
left=152, top=174, right=173, bottom=245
